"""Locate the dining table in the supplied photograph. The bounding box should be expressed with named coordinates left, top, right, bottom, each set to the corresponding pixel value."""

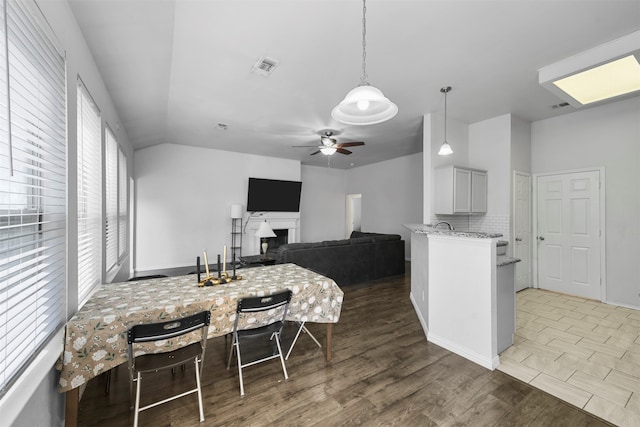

left=58, top=263, right=344, bottom=427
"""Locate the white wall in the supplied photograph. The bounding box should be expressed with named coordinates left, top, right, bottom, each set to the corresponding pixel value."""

left=531, top=97, right=640, bottom=308
left=469, top=114, right=511, bottom=217
left=299, top=166, right=348, bottom=242
left=511, top=115, right=532, bottom=175
left=467, top=114, right=513, bottom=239
left=134, top=144, right=300, bottom=271
left=346, top=153, right=423, bottom=258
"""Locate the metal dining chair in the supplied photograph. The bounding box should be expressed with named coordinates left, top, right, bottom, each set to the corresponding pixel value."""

left=226, top=290, right=292, bottom=396
left=127, top=310, right=211, bottom=427
left=285, top=320, right=322, bottom=360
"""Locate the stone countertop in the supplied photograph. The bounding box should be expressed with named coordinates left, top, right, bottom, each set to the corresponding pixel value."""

left=404, top=224, right=503, bottom=239
left=497, top=255, right=521, bottom=267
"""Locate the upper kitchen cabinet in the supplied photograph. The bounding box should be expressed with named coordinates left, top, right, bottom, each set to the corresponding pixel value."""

left=434, top=166, right=487, bottom=215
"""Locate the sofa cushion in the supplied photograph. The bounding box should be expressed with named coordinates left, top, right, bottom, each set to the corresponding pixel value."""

left=281, top=242, right=316, bottom=251
left=322, top=239, right=350, bottom=247
left=350, top=231, right=380, bottom=238
left=350, top=236, right=374, bottom=245
left=370, top=234, right=401, bottom=242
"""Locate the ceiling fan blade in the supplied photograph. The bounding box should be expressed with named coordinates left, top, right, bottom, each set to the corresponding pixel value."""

left=336, top=141, right=365, bottom=148
left=336, top=148, right=352, bottom=155
left=310, top=150, right=321, bottom=156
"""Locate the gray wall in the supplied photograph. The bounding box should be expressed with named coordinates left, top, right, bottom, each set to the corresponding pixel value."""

left=531, top=97, right=640, bottom=308
left=133, top=143, right=301, bottom=271
left=345, top=153, right=424, bottom=258
left=300, top=166, right=348, bottom=242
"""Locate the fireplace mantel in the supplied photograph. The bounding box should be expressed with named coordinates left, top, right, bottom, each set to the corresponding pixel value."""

left=244, top=213, right=300, bottom=256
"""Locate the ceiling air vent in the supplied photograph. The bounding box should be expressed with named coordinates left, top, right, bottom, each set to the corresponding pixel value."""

left=251, top=56, right=279, bottom=76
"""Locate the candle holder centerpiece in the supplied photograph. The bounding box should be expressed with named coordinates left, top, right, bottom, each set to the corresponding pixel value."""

left=197, top=246, right=242, bottom=287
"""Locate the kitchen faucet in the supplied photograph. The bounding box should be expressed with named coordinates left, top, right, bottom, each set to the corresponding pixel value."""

left=434, top=221, right=454, bottom=231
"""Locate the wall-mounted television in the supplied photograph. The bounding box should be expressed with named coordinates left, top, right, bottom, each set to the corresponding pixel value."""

left=246, top=177, right=302, bottom=212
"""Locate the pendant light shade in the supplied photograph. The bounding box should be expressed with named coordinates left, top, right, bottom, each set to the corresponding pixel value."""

left=331, top=0, right=397, bottom=126
left=331, top=85, right=398, bottom=125
left=438, top=86, right=453, bottom=156
left=438, top=141, right=453, bottom=156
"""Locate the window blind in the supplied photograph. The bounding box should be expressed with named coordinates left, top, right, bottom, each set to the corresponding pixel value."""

left=77, top=80, right=101, bottom=305
left=117, top=146, right=127, bottom=260
left=105, top=126, right=117, bottom=272
left=0, top=0, right=66, bottom=396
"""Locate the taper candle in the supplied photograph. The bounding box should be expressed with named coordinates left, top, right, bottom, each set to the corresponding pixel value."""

left=203, top=251, right=210, bottom=278
left=217, top=254, right=221, bottom=278
left=196, top=256, right=201, bottom=282
left=223, top=245, right=227, bottom=274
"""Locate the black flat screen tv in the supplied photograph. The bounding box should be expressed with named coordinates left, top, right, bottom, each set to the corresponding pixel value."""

left=246, top=177, right=302, bottom=212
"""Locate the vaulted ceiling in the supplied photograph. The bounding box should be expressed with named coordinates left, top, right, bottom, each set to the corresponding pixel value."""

left=67, top=0, right=640, bottom=169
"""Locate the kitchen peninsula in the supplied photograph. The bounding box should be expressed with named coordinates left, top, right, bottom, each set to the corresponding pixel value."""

left=405, top=224, right=520, bottom=370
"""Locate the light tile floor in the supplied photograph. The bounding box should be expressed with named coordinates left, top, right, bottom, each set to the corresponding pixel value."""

left=498, top=288, right=640, bottom=427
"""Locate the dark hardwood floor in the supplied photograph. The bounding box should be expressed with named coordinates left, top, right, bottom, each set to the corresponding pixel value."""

left=77, top=263, right=611, bottom=426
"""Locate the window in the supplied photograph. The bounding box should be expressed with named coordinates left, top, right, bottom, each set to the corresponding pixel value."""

left=105, top=127, right=127, bottom=274
left=118, top=146, right=127, bottom=259
left=105, top=126, right=117, bottom=272
left=0, top=0, right=66, bottom=396
left=77, top=80, right=101, bottom=305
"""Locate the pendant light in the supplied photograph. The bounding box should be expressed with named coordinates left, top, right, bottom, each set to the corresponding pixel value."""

left=438, top=86, right=453, bottom=156
left=331, top=0, right=398, bottom=126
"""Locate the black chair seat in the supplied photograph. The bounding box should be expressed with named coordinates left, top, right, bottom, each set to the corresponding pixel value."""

left=133, top=342, right=203, bottom=373
left=236, top=321, right=283, bottom=338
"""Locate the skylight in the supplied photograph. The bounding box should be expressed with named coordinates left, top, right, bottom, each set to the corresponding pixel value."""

left=552, top=55, right=640, bottom=105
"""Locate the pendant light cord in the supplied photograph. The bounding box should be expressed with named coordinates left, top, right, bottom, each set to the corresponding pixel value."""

left=444, top=89, right=447, bottom=141
left=360, top=0, right=368, bottom=86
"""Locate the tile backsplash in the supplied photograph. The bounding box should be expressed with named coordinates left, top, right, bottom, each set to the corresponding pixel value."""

left=432, top=214, right=510, bottom=242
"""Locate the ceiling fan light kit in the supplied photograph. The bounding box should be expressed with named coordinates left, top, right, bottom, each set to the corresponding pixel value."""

left=438, top=86, right=454, bottom=156
left=331, top=0, right=397, bottom=126
left=320, top=146, right=338, bottom=155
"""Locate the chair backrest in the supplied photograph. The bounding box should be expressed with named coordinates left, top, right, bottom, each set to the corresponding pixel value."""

left=233, top=290, right=292, bottom=332
left=127, top=274, right=168, bottom=282
left=128, top=311, right=211, bottom=344
left=237, top=290, right=292, bottom=313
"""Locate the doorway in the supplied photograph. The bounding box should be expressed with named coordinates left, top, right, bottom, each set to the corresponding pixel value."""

left=513, top=172, right=531, bottom=292
left=346, top=194, right=362, bottom=238
left=534, top=169, right=604, bottom=300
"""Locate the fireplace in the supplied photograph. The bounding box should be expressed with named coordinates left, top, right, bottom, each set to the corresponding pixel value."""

left=263, top=229, right=288, bottom=255
left=245, top=214, right=299, bottom=256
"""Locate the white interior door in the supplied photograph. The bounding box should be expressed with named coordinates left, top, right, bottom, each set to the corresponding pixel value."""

left=346, top=194, right=362, bottom=237
left=513, top=172, right=531, bottom=292
left=536, top=171, right=601, bottom=300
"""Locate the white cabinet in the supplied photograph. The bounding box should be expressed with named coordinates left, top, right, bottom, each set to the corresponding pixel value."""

left=471, top=170, right=487, bottom=213
left=435, top=166, right=487, bottom=215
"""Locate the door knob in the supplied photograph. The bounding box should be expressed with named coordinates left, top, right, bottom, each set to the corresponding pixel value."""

left=515, top=237, right=522, bottom=242
left=537, top=236, right=545, bottom=241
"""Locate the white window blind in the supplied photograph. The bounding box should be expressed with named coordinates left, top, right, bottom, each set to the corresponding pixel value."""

left=77, top=80, right=101, bottom=305
left=0, top=0, right=66, bottom=396
left=105, top=126, right=117, bottom=272
left=117, top=146, right=127, bottom=260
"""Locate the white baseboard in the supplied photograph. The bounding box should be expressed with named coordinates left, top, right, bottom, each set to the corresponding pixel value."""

left=427, top=332, right=499, bottom=371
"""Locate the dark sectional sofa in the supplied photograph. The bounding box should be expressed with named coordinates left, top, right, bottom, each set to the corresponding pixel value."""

left=275, top=231, right=405, bottom=286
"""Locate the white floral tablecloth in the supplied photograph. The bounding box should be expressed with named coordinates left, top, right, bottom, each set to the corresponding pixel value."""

left=57, top=263, right=343, bottom=393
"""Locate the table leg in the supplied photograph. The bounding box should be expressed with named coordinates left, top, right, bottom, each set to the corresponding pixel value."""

left=65, top=387, right=79, bottom=427
left=325, top=323, right=333, bottom=363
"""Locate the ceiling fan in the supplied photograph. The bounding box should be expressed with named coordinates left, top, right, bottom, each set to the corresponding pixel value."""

left=293, top=131, right=365, bottom=156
